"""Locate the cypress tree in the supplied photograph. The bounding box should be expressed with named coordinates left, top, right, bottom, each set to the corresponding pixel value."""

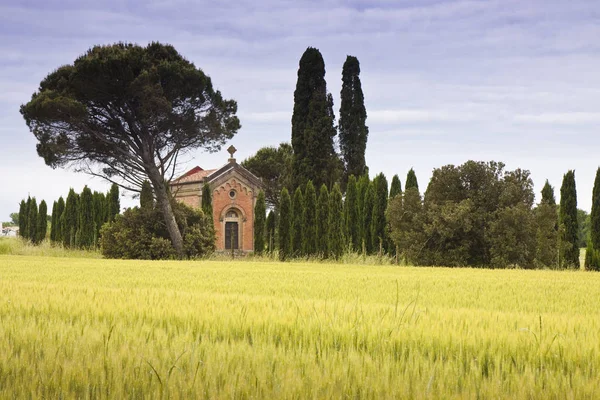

left=201, top=183, right=213, bottom=220
left=254, top=190, right=266, bottom=255
left=541, top=180, right=556, bottom=205
left=23, top=197, right=32, bottom=239
left=77, top=186, right=95, bottom=248
left=55, top=197, right=65, bottom=243
left=406, top=168, right=419, bottom=192
left=50, top=200, right=58, bottom=242
left=339, top=55, right=368, bottom=181
left=371, top=173, right=389, bottom=255
left=107, top=184, right=120, bottom=222
left=302, top=181, right=317, bottom=256
left=328, top=183, right=344, bottom=259
left=535, top=182, right=558, bottom=269
left=278, top=188, right=292, bottom=261
left=140, top=180, right=154, bottom=209
left=18, top=199, right=27, bottom=238
left=586, top=168, right=600, bottom=271
left=390, top=175, right=402, bottom=199
left=27, top=197, right=38, bottom=243
left=266, top=210, right=276, bottom=253
left=559, top=170, right=579, bottom=268
left=93, top=192, right=105, bottom=244
left=291, top=187, right=304, bottom=257
left=356, top=175, right=370, bottom=251
left=63, top=189, right=78, bottom=248
left=344, top=175, right=359, bottom=251
left=316, top=184, right=330, bottom=257
left=37, top=200, right=48, bottom=244
left=363, top=182, right=375, bottom=254
left=291, top=47, right=337, bottom=189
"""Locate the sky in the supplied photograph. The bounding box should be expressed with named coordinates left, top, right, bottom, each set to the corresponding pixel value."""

left=2, top=0, right=600, bottom=221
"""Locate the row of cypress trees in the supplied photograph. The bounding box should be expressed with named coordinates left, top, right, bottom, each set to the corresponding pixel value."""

left=17, top=197, right=48, bottom=244
left=18, top=184, right=120, bottom=248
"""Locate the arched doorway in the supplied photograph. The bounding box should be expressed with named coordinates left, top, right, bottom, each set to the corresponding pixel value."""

left=224, top=208, right=240, bottom=250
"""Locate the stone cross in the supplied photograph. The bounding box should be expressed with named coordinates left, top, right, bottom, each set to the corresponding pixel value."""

left=227, top=145, right=237, bottom=163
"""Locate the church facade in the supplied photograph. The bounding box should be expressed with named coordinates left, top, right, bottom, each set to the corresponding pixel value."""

left=170, top=146, right=263, bottom=253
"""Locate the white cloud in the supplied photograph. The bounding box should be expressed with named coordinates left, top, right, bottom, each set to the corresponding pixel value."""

left=369, top=109, right=478, bottom=124
left=514, top=112, right=600, bottom=124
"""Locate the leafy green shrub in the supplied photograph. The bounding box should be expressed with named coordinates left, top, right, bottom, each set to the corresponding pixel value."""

left=100, top=202, right=215, bottom=259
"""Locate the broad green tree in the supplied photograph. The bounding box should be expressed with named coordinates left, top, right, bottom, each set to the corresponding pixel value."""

left=278, top=188, right=292, bottom=261
left=339, top=56, right=368, bottom=180
left=316, top=185, right=330, bottom=257
left=302, top=181, right=317, bottom=256
left=21, top=42, right=240, bottom=257
left=291, top=47, right=338, bottom=189
left=328, top=183, right=344, bottom=259
left=254, top=190, right=266, bottom=255
left=559, top=170, right=579, bottom=269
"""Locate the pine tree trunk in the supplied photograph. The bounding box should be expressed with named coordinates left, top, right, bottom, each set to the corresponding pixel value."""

left=147, top=167, right=184, bottom=258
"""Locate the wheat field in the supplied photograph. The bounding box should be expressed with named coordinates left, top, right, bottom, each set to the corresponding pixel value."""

left=0, top=254, right=599, bottom=399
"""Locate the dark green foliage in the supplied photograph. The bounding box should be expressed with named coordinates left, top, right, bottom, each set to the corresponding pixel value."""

left=21, top=42, right=240, bottom=257
left=389, top=175, right=402, bottom=199
left=278, top=188, right=292, bottom=261
left=362, top=182, right=375, bottom=254
left=27, top=197, right=38, bottom=243
left=37, top=200, right=48, bottom=244
left=302, top=181, right=317, bottom=256
left=9, top=213, right=19, bottom=225
left=344, top=175, right=359, bottom=250
left=93, top=192, right=105, bottom=245
left=100, top=202, right=215, bottom=259
left=328, top=183, right=344, bottom=259
left=140, top=180, right=154, bottom=209
left=77, top=186, right=96, bottom=248
left=18, top=199, right=27, bottom=238
left=266, top=210, right=276, bottom=253
left=371, top=173, right=388, bottom=255
left=356, top=175, right=370, bottom=249
left=291, top=187, right=304, bottom=256
left=578, top=209, right=590, bottom=248
left=559, top=170, right=579, bottom=269
left=63, top=189, right=79, bottom=248
left=406, top=169, right=419, bottom=192
left=254, top=190, right=266, bottom=255
left=241, top=143, right=293, bottom=208
left=316, top=185, right=330, bottom=257
left=54, top=197, right=65, bottom=243
left=387, top=188, right=423, bottom=264
left=339, top=56, right=368, bottom=180
left=107, top=184, right=120, bottom=222
left=291, top=47, right=338, bottom=189
left=50, top=201, right=58, bottom=242
left=489, top=204, right=536, bottom=268
left=201, top=183, right=213, bottom=219
left=541, top=180, right=556, bottom=205
left=587, top=167, right=600, bottom=271
left=535, top=185, right=559, bottom=269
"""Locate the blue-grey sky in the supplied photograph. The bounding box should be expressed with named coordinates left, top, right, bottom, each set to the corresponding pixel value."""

left=2, top=0, right=600, bottom=221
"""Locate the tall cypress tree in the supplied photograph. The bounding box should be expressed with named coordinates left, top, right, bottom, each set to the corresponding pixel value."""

left=55, top=196, right=65, bottom=243
left=93, top=192, right=105, bottom=244
left=37, top=200, right=48, bottom=244
left=535, top=181, right=558, bottom=269
left=344, top=175, right=359, bottom=251
left=316, top=184, right=330, bottom=257
left=371, top=173, right=389, bottom=255
left=363, top=182, right=375, bottom=254
left=77, top=186, right=95, bottom=248
left=339, top=55, right=368, bottom=181
left=406, top=168, right=419, bottom=192
left=302, top=181, right=317, bottom=256
left=266, top=210, right=276, bottom=253
left=18, top=199, right=27, bottom=238
left=328, top=183, right=344, bottom=259
left=27, top=197, right=38, bottom=243
left=559, top=170, right=579, bottom=268
left=291, top=47, right=337, bottom=189
left=278, top=188, right=292, bottom=261
left=291, top=187, right=304, bottom=256
left=140, top=180, right=154, bottom=209
left=50, top=200, right=58, bottom=242
left=390, top=175, right=402, bottom=199
left=356, top=175, right=370, bottom=252
left=107, top=184, right=120, bottom=222
left=541, top=180, right=556, bottom=205
left=23, top=197, right=32, bottom=239
left=254, top=190, right=266, bottom=255
left=63, top=189, right=78, bottom=248
left=586, top=168, right=600, bottom=271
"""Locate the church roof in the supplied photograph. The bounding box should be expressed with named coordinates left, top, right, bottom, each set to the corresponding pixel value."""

left=172, top=166, right=217, bottom=184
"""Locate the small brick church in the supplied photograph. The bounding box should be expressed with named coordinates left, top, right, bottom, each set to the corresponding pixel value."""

left=170, top=146, right=263, bottom=253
